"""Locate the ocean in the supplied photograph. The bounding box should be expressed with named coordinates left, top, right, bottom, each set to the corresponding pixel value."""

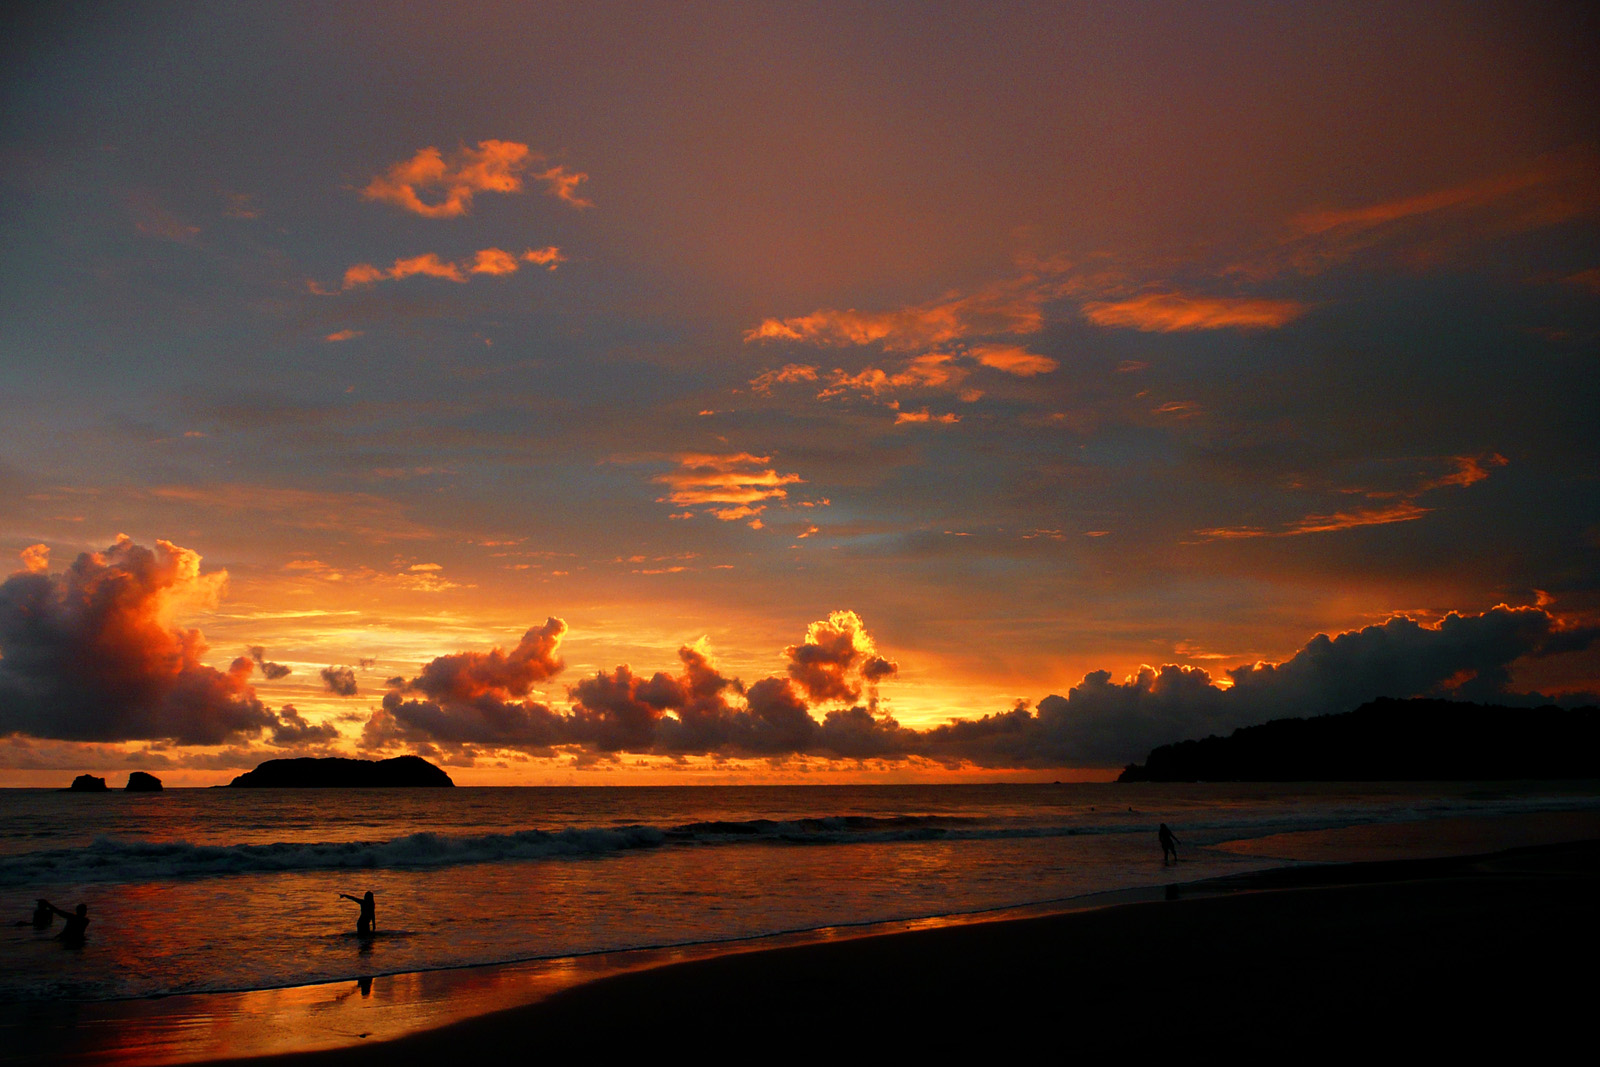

left=4, top=782, right=1597, bottom=1003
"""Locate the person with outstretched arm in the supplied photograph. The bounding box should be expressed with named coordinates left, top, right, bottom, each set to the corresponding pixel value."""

left=42, top=901, right=89, bottom=945
left=340, top=890, right=376, bottom=936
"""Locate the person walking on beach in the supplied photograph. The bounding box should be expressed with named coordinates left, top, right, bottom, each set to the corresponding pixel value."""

left=42, top=901, right=89, bottom=945
left=1159, top=823, right=1180, bottom=865
left=340, top=890, right=376, bottom=936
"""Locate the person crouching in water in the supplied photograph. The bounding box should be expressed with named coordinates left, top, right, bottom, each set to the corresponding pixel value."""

left=340, top=891, right=376, bottom=936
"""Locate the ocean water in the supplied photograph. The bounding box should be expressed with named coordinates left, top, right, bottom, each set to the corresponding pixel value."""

left=3, top=782, right=1596, bottom=1002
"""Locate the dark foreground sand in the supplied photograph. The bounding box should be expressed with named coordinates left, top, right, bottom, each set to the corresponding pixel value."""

left=208, top=835, right=1598, bottom=1063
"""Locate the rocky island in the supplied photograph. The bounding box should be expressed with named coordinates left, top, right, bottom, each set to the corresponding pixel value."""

left=228, top=755, right=454, bottom=788
left=1118, top=697, right=1600, bottom=782
left=126, top=771, right=163, bottom=791
left=67, top=774, right=108, bottom=791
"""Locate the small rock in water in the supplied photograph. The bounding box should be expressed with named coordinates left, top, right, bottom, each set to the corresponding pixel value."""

left=126, top=771, right=164, bottom=791
left=68, top=774, right=108, bottom=792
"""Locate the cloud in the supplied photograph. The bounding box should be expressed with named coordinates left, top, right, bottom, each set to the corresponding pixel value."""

left=521, top=246, right=566, bottom=270
left=1272, top=145, right=1600, bottom=274
left=653, top=453, right=803, bottom=517
left=19, top=544, right=49, bottom=574
left=320, top=665, right=358, bottom=697
left=325, top=330, right=363, bottom=342
left=817, top=354, right=969, bottom=399
left=784, top=610, right=897, bottom=706
left=746, top=279, right=1046, bottom=351
left=361, top=140, right=589, bottom=217
left=1081, top=291, right=1307, bottom=332
left=969, top=344, right=1058, bottom=376
left=353, top=606, right=1594, bottom=769
left=361, top=612, right=903, bottom=759
left=0, top=537, right=284, bottom=745
left=270, top=705, right=339, bottom=746
left=249, top=646, right=291, bottom=680
left=468, top=248, right=521, bottom=275
left=909, top=606, right=1600, bottom=767
left=894, top=408, right=960, bottom=425
left=406, top=618, right=566, bottom=703
left=330, top=247, right=563, bottom=291
left=360, top=619, right=569, bottom=750
left=750, top=364, right=820, bottom=395
left=533, top=165, right=592, bottom=209
left=1192, top=454, right=1506, bottom=541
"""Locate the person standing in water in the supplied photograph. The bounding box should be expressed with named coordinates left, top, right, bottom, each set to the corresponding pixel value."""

left=1158, top=823, right=1180, bottom=865
left=42, top=901, right=89, bottom=945
left=340, top=890, right=376, bottom=936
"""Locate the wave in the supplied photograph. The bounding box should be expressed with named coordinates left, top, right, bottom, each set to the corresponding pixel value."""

left=9, top=792, right=1595, bottom=887
left=0, top=813, right=1098, bottom=886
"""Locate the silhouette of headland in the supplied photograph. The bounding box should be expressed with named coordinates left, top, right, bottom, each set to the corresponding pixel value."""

left=1118, top=697, right=1600, bottom=782
left=228, top=755, right=454, bottom=788
left=67, top=774, right=108, bottom=792
left=125, top=772, right=163, bottom=791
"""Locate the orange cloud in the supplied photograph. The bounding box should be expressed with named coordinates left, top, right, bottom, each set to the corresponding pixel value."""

left=818, top=353, right=969, bottom=399
left=746, top=280, right=1046, bottom=351
left=1192, top=453, right=1507, bottom=541
left=1425, top=453, right=1508, bottom=491
left=522, top=246, right=566, bottom=270
left=0, top=536, right=325, bottom=746
left=360, top=142, right=591, bottom=217
left=469, top=248, right=521, bottom=275
left=970, top=344, right=1058, bottom=376
left=534, top=165, right=592, bottom=209
left=331, top=247, right=563, bottom=291
left=894, top=408, right=960, bottom=425
left=19, top=544, right=49, bottom=574
left=709, top=504, right=765, bottom=522
left=360, top=140, right=524, bottom=217
left=1273, top=146, right=1600, bottom=274
left=750, top=364, right=820, bottom=394
left=1082, top=291, right=1306, bottom=332
left=654, top=453, right=804, bottom=516
left=324, top=329, right=363, bottom=342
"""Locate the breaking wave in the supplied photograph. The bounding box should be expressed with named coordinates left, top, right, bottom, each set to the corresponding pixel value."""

left=0, top=813, right=1064, bottom=886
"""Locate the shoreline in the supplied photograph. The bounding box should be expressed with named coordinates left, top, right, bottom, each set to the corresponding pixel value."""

left=7, top=810, right=1599, bottom=1064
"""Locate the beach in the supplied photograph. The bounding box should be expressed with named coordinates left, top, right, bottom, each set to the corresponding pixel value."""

left=9, top=809, right=1597, bottom=1065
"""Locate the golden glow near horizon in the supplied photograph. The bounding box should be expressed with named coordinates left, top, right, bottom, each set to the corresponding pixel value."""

left=2, top=3, right=1598, bottom=785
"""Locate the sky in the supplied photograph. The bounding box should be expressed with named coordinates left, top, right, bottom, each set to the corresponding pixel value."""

left=1, top=0, right=1597, bottom=785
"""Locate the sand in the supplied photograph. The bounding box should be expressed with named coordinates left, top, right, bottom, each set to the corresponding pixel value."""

left=11, top=812, right=1598, bottom=1065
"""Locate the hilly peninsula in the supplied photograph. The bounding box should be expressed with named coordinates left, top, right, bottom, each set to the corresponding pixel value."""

left=1118, top=698, right=1600, bottom=782
left=228, top=755, right=454, bottom=787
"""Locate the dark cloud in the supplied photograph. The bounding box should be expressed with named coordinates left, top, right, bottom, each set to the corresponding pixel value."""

left=269, top=705, right=339, bottom=746
left=320, top=666, right=358, bottom=697
left=0, top=537, right=279, bottom=745
left=249, top=646, right=291, bottom=680
left=408, top=618, right=566, bottom=703
left=359, top=605, right=1597, bottom=769
left=910, top=606, right=1600, bottom=767
left=784, top=610, right=897, bottom=706
left=0, top=537, right=341, bottom=749
left=360, top=619, right=570, bottom=751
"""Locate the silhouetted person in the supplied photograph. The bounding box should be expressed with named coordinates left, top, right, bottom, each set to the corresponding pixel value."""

left=340, top=891, right=376, bottom=936
left=44, top=901, right=89, bottom=945
left=15, top=899, right=53, bottom=928
left=1159, top=823, right=1180, bottom=865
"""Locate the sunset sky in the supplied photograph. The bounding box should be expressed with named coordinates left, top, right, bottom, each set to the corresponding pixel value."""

left=1, top=1, right=1597, bottom=784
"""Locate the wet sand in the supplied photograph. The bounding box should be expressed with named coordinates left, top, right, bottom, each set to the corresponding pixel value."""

left=12, top=811, right=1599, bottom=1064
